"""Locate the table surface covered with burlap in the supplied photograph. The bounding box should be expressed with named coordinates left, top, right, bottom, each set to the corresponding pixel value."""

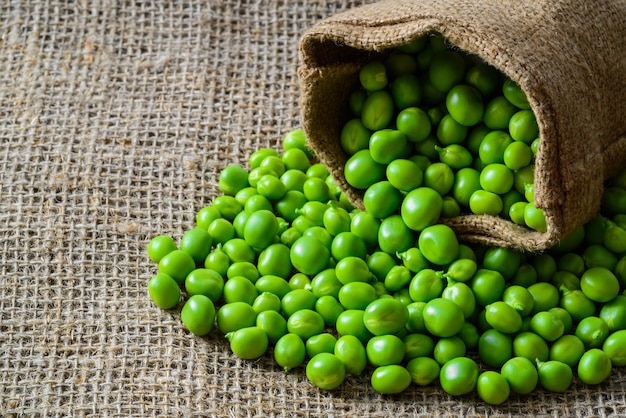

left=0, top=1, right=624, bottom=416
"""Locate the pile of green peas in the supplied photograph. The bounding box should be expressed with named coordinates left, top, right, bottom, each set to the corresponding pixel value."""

left=341, top=34, right=546, bottom=232
left=146, top=126, right=626, bottom=404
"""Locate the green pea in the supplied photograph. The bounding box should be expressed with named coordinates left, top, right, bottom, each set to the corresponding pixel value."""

left=477, top=371, right=510, bottom=405
left=403, top=333, right=435, bottom=360
left=478, top=329, right=513, bottom=368
left=196, top=206, right=222, bottom=230
left=513, top=165, right=535, bottom=196
left=363, top=181, right=401, bottom=219
left=338, top=282, right=377, bottom=310
left=599, top=295, right=626, bottom=332
left=483, top=96, right=518, bottom=130
left=366, top=334, right=405, bottom=366
left=428, top=50, right=466, bottom=93
left=281, top=288, right=317, bottom=318
left=306, top=333, right=337, bottom=358
left=359, top=60, right=387, bottom=91
left=549, top=307, right=573, bottom=334
left=439, top=357, right=479, bottom=396
left=437, top=114, right=469, bottom=146
left=274, top=333, right=306, bottom=372
left=451, top=167, right=481, bottom=208
left=405, top=301, right=428, bottom=333
left=204, top=248, right=230, bottom=278
left=409, top=269, right=444, bottom=302
left=503, top=141, right=533, bottom=170
left=254, top=275, right=291, bottom=299
left=524, top=204, right=547, bottom=232
left=340, top=118, right=371, bottom=156
left=283, top=129, right=314, bottom=157
left=336, top=309, right=373, bottom=344
left=530, top=311, right=564, bottom=342
left=212, top=195, right=243, bottom=221
left=344, top=149, right=385, bottom=190
left=386, top=51, right=419, bottom=76
left=602, top=329, right=626, bottom=366
left=290, top=236, right=330, bottom=276
left=485, top=301, right=522, bottom=334
left=315, top=295, right=345, bottom=327
left=500, top=357, right=538, bottom=395
left=349, top=90, right=367, bottom=116
left=369, top=129, right=408, bottom=165
left=249, top=148, right=279, bottom=169
left=502, top=285, right=535, bottom=317
left=578, top=348, right=612, bottom=385
left=223, top=276, right=257, bottom=305
left=207, top=218, right=235, bottom=246
left=397, top=247, right=429, bottom=273
left=158, top=249, right=196, bottom=285
left=580, top=267, right=620, bottom=303
left=147, top=235, right=178, bottom=263
left=363, top=298, right=409, bottom=336
left=422, top=298, right=465, bottom=338
left=560, top=288, right=597, bottom=323
left=252, top=292, right=282, bottom=314
left=418, top=224, right=459, bottom=266
left=334, top=256, right=370, bottom=285
left=180, top=294, right=216, bottom=336
left=445, top=84, right=484, bottom=126
left=575, top=316, right=610, bottom=349
left=282, top=148, right=311, bottom=173
left=536, top=360, right=572, bottom=392
left=218, top=164, right=250, bottom=196
left=583, top=244, right=617, bottom=270
left=391, top=74, right=422, bottom=109
left=378, top=214, right=416, bottom=255
left=280, top=226, right=302, bottom=247
left=465, top=63, right=499, bottom=97
left=226, top=326, right=268, bottom=360
left=513, top=331, right=549, bottom=363
left=385, top=159, right=423, bottom=192
left=226, top=261, right=259, bottom=282
left=367, top=251, right=398, bottom=281
left=401, top=187, right=443, bottom=232
left=443, top=258, right=477, bottom=282
left=306, top=353, right=346, bottom=390
left=222, top=238, right=255, bottom=264
left=148, top=273, right=181, bottom=309
left=286, top=309, right=325, bottom=340
left=185, top=268, right=224, bottom=302
left=350, top=211, right=381, bottom=250
left=361, top=91, right=395, bottom=131
left=479, top=164, right=514, bottom=195
left=549, top=334, right=585, bottom=367
left=526, top=282, right=560, bottom=314
left=406, top=356, right=440, bottom=386
left=478, top=130, right=514, bottom=164
left=333, top=334, right=367, bottom=376
left=259, top=155, right=285, bottom=177
left=371, top=365, right=412, bottom=394
left=471, top=269, right=506, bottom=307
left=396, top=107, right=432, bottom=143
left=435, top=144, right=473, bottom=169
left=502, top=78, right=530, bottom=109
left=414, top=134, right=442, bottom=160
left=551, top=270, right=581, bottom=292
left=433, top=336, right=466, bottom=365
left=469, top=190, right=503, bottom=215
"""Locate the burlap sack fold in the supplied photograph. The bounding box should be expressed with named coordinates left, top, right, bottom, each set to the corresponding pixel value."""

left=298, top=0, right=626, bottom=251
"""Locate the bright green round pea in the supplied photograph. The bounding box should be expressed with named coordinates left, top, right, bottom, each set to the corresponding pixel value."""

left=369, top=129, right=408, bottom=165
left=256, top=309, right=287, bottom=343
left=361, top=91, right=395, bottom=131
left=223, top=276, right=257, bottom=305
left=334, top=334, right=367, bottom=376
left=401, top=187, right=443, bottom=232
left=148, top=273, right=181, bottom=309
left=249, top=148, right=279, bottom=169
left=359, top=60, right=387, bottom=91
left=403, top=333, right=435, bottom=360
left=575, top=316, right=610, bottom=349
left=363, top=298, right=409, bottom=336
left=302, top=177, right=330, bottom=203
left=502, top=78, right=530, bottom=109
left=418, top=224, right=459, bottom=266
left=503, top=141, right=533, bottom=170
left=344, top=149, right=385, bottom=190
left=281, top=288, right=317, bottom=318
left=483, top=96, right=518, bottom=130
left=212, top=195, right=243, bottom=221
left=500, top=357, right=538, bottom=395
left=218, top=164, right=249, bottom=196
left=406, top=356, right=440, bottom=386
left=204, top=249, right=230, bottom=278
left=254, top=275, right=291, bottom=299
left=580, top=267, right=620, bottom=303
left=274, top=333, right=306, bottom=372
left=336, top=309, right=373, bottom=344
left=180, top=294, right=215, bottom=336
left=147, top=235, right=178, bottom=263
left=469, top=190, right=503, bottom=216
left=252, top=292, right=282, bottom=313
left=446, top=84, right=484, bottom=126
left=560, top=289, right=597, bottom=323
left=226, top=261, right=259, bottom=282
left=524, top=204, right=547, bottom=232
left=422, top=298, right=465, bottom=338
left=409, top=269, right=444, bottom=303
left=480, top=164, right=514, bottom=195
left=217, top=301, right=257, bottom=334
left=577, top=348, right=612, bottom=385
left=433, top=336, right=466, bottom=365
left=602, top=329, right=626, bottom=366
left=371, top=365, right=412, bottom=394
left=428, top=50, right=466, bottom=93
left=338, top=282, right=377, bottom=310
left=226, top=326, right=268, bottom=360
left=530, top=311, right=564, bottom=342
left=396, top=107, right=432, bottom=142
left=599, top=295, right=626, bottom=332
left=222, top=238, right=255, bottom=263
left=537, top=360, right=572, bottom=392
left=306, top=333, right=337, bottom=358
left=479, top=329, right=513, bottom=368
left=286, top=309, right=325, bottom=340
left=509, top=110, right=539, bottom=143
left=549, top=334, right=585, bottom=367
left=340, top=118, right=371, bottom=155
left=282, top=148, right=311, bottom=172
left=290, top=236, right=330, bottom=276
left=196, top=206, right=221, bottom=230
left=158, top=249, right=196, bottom=285
left=391, top=73, right=422, bottom=109
left=207, top=218, right=235, bottom=246
left=306, top=353, right=346, bottom=390
left=479, top=130, right=513, bottom=164
left=502, top=285, right=535, bottom=317
left=471, top=269, right=506, bottom=307
left=378, top=215, right=416, bottom=254
left=485, top=301, right=522, bottom=334
left=439, top=357, right=479, bottom=396
left=350, top=211, right=381, bottom=251
left=363, top=181, right=401, bottom=219
left=477, top=371, right=510, bottom=405
left=185, top=268, right=224, bottom=302
left=315, top=295, right=345, bottom=326
left=366, top=334, right=405, bottom=366
left=386, top=159, right=423, bottom=192
left=465, top=63, right=499, bottom=97
left=513, top=331, right=549, bottom=363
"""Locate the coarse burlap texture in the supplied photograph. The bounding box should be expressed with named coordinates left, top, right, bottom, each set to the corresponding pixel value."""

left=299, top=0, right=626, bottom=251
left=0, top=1, right=625, bottom=417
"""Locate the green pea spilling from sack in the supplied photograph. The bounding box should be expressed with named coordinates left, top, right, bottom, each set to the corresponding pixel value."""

left=341, top=34, right=545, bottom=232
left=146, top=126, right=626, bottom=404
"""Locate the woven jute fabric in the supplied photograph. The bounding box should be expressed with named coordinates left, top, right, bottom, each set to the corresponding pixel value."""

left=0, top=1, right=625, bottom=417
left=299, top=0, right=626, bottom=251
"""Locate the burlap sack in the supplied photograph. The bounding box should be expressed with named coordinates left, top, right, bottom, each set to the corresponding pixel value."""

left=298, top=0, right=626, bottom=251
